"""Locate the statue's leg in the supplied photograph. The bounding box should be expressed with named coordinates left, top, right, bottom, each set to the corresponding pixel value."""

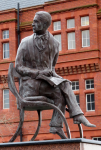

left=59, top=81, right=96, bottom=127
left=39, top=81, right=67, bottom=139
left=39, top=81, right=65, bottom=127
left=59, top=81, right=83, bottom=118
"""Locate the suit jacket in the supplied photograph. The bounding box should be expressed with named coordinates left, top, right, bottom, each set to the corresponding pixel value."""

left=15, top=32, right=59, bottom=79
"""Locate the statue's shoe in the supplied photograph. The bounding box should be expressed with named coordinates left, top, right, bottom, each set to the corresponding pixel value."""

left=73, top=115, right=96, bottom=127
left=50, top=127, right=67, bottom=139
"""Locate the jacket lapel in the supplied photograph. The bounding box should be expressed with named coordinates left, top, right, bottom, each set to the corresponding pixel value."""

left=28, top=34, right=36, bottom=64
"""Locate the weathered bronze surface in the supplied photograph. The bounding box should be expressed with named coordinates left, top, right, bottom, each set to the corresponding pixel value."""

left=8, top=11, right=95, bottom=142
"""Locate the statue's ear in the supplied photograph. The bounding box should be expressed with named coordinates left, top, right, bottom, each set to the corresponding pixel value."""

left=43, top=23, right=47, bottom=29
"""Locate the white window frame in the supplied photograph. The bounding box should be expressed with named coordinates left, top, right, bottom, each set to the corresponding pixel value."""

left=54, top=34, right=62, bottom=51
left=86, top=93, right=95, bottom=111
left=85, top=79, right=94, bottom=90
left=81, top=16, right=89, bottom=26
left=92, top=137, right=101, bottom=141
left=3, top=30, right=9, bottom=39
left=72, top=81, right=79, bottom=91
left=3, top=42, right=9, bottom=59
left=75, top=95, right=80, bottom=106
left=3, top=89, right=9, bottom=109
left=53, top=21, right=61, bottom=31
left=67, top=18, right=75, bottom=29
left=82, top=30, right=90, bottom=47
left=68, top=32, right=76, bottom=49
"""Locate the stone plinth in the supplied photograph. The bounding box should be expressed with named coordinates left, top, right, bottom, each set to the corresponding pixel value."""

left=0, top=138, right=101, bottom=150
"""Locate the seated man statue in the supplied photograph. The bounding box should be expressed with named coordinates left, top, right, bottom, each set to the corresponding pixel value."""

left=15, top=11, right=95, bottom=139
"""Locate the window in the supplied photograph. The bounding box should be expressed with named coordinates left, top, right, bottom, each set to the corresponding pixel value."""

left=82, top=30, right=90, bottom=47
left=3, top=89, right=9, bottom=109
left=67, top=19, right=75, bottom=29
left=54, top=34, right=62, bottom=51
left=3, top=43, right=9, bottom=59
left=85, top=79, right=94, bottom=89
left=68, top=32, right=76, bottom=49
left=75, top=95, right=80, bottom=106
left=72, top=81, right=79, bottom=91
left=3, top=30, right=9, bottom=39
left=86, top=93, right=95, bottom=111
left=81, top=16, right=89, bottom=26
left=93, top=137, right=101, bottom=141
left=53, top=21, right=61, bottom=31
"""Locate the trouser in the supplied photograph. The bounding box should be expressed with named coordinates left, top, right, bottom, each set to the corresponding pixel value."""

left=39, top=81, right=83, bottom=128
left=20, top=78, right=83, bottom=128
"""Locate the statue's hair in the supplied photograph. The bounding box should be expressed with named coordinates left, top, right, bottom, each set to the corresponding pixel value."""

left=35, top=11, right=52, bottom=29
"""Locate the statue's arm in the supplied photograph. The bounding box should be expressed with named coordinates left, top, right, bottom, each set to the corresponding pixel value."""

left=15, top=41, right=39, bottom=78
left=52, top=42, right=63, bottom=79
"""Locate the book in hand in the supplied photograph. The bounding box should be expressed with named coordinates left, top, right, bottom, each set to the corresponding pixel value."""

left=36, top=74, right=67, bottom=87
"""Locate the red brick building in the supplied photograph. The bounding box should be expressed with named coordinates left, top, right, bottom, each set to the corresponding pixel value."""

left=0, top=0, right=101, bottom=142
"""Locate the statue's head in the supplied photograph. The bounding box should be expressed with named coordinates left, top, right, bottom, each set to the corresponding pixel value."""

left=32, top=11, right=52, bottom=34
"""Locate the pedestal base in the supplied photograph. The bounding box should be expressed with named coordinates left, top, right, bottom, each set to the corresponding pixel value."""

left=0, top=138, right=101, bottom=150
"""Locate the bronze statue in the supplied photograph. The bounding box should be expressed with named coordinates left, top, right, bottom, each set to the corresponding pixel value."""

left=15, top=11, right=95, bottom=139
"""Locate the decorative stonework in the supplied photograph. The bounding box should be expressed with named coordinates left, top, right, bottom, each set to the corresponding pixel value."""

left=55, top=63, right=100, bottom=76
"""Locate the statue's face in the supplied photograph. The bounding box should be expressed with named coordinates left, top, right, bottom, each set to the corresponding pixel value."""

left=32, top=15, right=44, bottom=33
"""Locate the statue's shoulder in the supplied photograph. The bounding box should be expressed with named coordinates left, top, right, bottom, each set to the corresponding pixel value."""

left=21, top=34, right=33, bottom=43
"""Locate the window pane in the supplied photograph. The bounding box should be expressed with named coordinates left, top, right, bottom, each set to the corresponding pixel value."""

left=82, top=30, right=90, bottom=47
left=68, top=32, right=75, bottom=49
left=91, top=84, right=94, bottom=89
left=87, top=95, right=90, bottom=102
left=86, top=79, right=94, bottom=89
left=98, top=138, right=101, bottom=141
left=82, top=31, right=86, bottom=38
left=87, top=39, right=90, bottom=46
left=4, top=103, right=9, bottom=109
left=3, top=43, right=9, bottom=59
left=76, top=86, right=79, bottom=90
left=4, top=89, right=9, bottom=95
left=4, top=94, right=9, bottom=99
left=72, top=81, right=79, bottom=90
left=72, top=86, right=75, bottom=90
left=86, top=80, right=90, bottom=84
left=91, top=94, right=94, bottom=102
left=92, top=102, right=95, bottom=110
left=53, top=21, right=61, bottom=31
left=91, top=80, right=94, bottom=84
left=76, top=82, right=79, bottom=85
left=4, top=99, right=9, bottom=103
left=3, top=89, right=9, bottom=109
left=54, top=34, right=61, bottom=51
left=4, top=51, right=9, bottom=58
left=93, top=138, right=97, bottom=140
left=3, top=30, right=9, bottom=39
left=87, top=85, right=90, bottom=89
left=72, top=82, right=75, bottom=86
left=86, top=93, right=95, bottom=111
left=87, top=103, right=91, bottom=110
left=67, top=19, right=75, bottom=29
left=81, top=16, right=89, bottom=26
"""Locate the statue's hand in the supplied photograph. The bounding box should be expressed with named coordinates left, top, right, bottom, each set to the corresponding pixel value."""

left=39, top=69, right=53, bottom=77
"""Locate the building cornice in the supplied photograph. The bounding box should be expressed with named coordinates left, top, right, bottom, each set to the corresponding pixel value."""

left=44, top=0, right=77, bottom=6
left=97, top=9, right=101, bottom=19
left=59, top=49, right=99, bottom=56
left=20, top=5, right=44, bottom=12
left=49, top=4, right=98, bottom=14
left=0, top=8, right=17, bottom=14
left=0, top=18, right=17, bottom=24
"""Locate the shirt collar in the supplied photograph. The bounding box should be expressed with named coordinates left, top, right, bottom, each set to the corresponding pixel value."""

left=33, top=31, right=49, bottom=40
